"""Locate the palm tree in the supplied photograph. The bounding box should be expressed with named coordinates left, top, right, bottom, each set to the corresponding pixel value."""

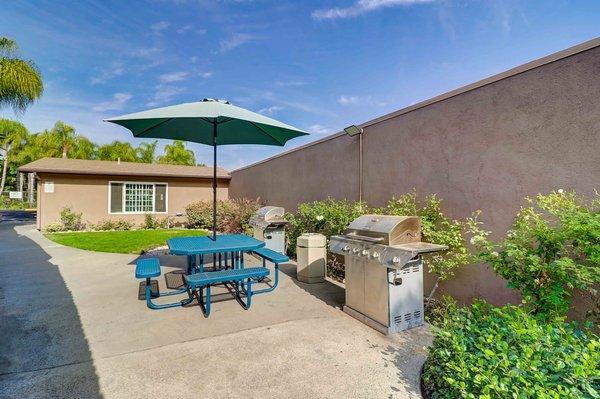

left=52, top=121, right=76, bottom=158
left=0, top=37, right=44, bottom=113
left=0, top=119, right=28, bottom=193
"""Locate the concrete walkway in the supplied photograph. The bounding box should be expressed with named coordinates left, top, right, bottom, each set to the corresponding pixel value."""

left=0, top=222, right=431, bottom=399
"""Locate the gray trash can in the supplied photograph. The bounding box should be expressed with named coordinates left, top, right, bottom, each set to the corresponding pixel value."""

left=296, top=233, right=326, bottom=283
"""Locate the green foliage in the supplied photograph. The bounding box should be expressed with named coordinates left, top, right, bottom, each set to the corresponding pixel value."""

left=467, top=190, right=600, bottom=319
left=142, top=213, right=170, bottom=229
left=0, top=36, right=44, bottom=113
left=384, top=190, right=469, bottom=283
left=44, top=222, right=64, bottom=233
left=0, top=195, right=28, bottom=210
left=96, top=140, right=138, bottom=162
left=0, top=118, right=28, bottom=192
left=423, top=299, right=600, bottom=399
left=285, top=195, right=468, bottom=284
left=185, top=198, right=261, bottom=234
left=91, top=219, right=134, bottom=231
left=157, top=140, right=196, bottom=166
left=59, top=207, right=84, bottom=231
left=136, top=141, right=157, bottom=163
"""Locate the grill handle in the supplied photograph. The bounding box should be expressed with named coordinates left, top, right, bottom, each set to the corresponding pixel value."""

left=344, top=233, right=384, bottom=243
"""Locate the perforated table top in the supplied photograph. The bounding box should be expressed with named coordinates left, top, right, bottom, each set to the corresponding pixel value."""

left=167, top=234, right=264, bottom=255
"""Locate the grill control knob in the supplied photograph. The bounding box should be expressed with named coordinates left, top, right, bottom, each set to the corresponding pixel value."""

left=361, top=249, right=369, bottom=256
left=352, top=247, right=360, bottom=254
left=342, top=245, right=350, bottom=252
left=372, top=252, right=380, bottom=259
left=392, top=256, right=401, bottom=265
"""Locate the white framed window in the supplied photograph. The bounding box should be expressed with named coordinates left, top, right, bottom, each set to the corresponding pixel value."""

left=108, top=181, right=168, bottom=214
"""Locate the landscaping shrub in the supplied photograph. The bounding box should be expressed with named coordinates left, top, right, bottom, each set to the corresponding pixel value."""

left=92, top=218, right=134, bottom=231
left=0, top=196, right=29, bottom=210
left=59, top=207, right=84, bottom=231
left=422, top=300, right=600, bottom=399
left=44, top=221, right=64, bottom=232
left=286, top=194, right=469, bottom=285
left=383, top=191, right=470, bottom=302
left=467, top=190, right=600, bottom=320
left=142, top=213, right=170, bottom=229
left=185, top=198, right=261, bottom=234
left=285, top=198, right=366, bottom=280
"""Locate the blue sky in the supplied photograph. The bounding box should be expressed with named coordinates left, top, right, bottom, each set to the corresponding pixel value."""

left=2, top=0, right=599, bottom=170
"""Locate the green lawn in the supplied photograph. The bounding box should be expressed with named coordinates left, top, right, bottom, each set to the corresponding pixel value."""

left=45, top=229, right=208, bottom=254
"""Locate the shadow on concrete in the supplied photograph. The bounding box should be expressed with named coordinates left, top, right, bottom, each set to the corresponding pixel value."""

left=0, top=223, right=102, bottom=398
left=280, top=263, right=346, bottom=309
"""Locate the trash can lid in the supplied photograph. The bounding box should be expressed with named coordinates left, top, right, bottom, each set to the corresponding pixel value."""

left=297, top=233, right=327, bottom=248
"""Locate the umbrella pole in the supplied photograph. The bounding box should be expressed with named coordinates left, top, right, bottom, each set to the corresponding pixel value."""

left=212, top=120, right=217, bottom=241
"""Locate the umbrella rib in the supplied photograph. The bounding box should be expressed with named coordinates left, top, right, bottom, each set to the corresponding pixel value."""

left=248, top=121, right=286, bottom=145
left=134, top=118, right=173, bottom=136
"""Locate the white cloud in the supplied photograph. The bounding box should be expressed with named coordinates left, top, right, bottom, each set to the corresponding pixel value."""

left=176, top=24, right=192, bottom=34
left=92, top=93, right=133, bottom=112
left=219, top=33, right=257, bottom=53
left=146, top=85, right=184, bottom=107
left=308, top=124, right=333, bottom=135
left=131, top=47, right=164, bottom=58
left=199, top=71, right=213, bottom=78
left=90, top=61, right=124, bottom=85
left=151, top=21, right=170, bottom=32
left=258, top=105, right=283, bottom=116
left=338, top=94, right=387, bottom=107
left=159, top=71, right=189, bottom=83
left=312, top=0, right=434, bottom=20
left=338, top=95, right=360, bottom=105
left=275, top=80, right=307, bottom=87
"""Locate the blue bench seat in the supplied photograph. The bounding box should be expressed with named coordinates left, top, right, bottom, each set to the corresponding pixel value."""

left=186, top=267, right=269, bottom=288
left=252, top=247, right=289, bottom=264
left=135, top=257, right=161, bottom=278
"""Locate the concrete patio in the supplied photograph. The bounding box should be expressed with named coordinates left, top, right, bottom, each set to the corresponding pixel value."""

left=0, top=221, right=431, bottom=399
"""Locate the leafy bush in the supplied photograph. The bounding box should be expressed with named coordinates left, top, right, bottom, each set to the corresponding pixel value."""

left=0, top=196, right=29, bottom=210
left=142, top=213, right=170, bottom=229
left=285, top=194, right=469, bottom=285
left=59, top=207, right=84, bottom=231
left=383, top=191, right=470, bottom=302
left=185, top=198, right=261, bottom=234
left=44, top=222, right=64, bottom=232
left=423, top=300, right=600, bottom=399
left=285, top=198, right=366, bottom=280
left=467, top=190, right=600, bottom=319
left=92, top=219, right=134, bottom=231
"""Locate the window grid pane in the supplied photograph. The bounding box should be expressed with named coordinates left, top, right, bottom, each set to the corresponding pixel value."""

left=124, top=183, right=154, bottom=213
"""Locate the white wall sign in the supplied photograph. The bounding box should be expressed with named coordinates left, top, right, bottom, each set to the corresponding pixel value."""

left=44, top=181, right=54, bottom=193
left=9, top=191, right=23, bottom=199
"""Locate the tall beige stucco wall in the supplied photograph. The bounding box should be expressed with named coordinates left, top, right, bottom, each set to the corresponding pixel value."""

left=37, top=173, right=229, bottom=229
left=230, top=43, right=600, bottom=313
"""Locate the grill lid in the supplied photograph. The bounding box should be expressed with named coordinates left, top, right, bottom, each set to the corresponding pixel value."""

left=345, top=215, right=421, bottom=246
left=249, top=206, right=288, bottom=229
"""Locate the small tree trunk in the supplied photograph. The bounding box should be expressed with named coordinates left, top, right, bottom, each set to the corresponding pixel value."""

left=425, top=277, right=440, bottom=309
left=0, top=146, right=10, bottom=194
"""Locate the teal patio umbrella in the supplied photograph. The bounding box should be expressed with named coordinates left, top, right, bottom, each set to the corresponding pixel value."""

left=105, top=98, right=308, bottom=240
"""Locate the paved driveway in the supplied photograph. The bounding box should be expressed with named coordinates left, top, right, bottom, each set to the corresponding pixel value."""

left=0, top=222, right=431, bottom=399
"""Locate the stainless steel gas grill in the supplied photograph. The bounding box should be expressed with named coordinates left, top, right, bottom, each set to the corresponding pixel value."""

left=330, top=215, right=447, bottom=334
left=249, top=206, right=288, bottom=254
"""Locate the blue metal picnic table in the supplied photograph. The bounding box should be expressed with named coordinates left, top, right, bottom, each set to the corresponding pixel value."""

left=167, top=234, right=265, bottom=274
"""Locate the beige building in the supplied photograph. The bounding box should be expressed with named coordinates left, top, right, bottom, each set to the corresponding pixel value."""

left=19, top=158, right=230, bottom=230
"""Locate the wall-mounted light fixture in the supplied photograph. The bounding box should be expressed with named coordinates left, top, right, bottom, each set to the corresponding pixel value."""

left=344, top=125, right=364, bottom=203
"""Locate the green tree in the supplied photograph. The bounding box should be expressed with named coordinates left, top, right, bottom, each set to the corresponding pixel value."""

left=157, top=140, right=196, bottom=166
left=0, top=37, right=43, bottom=113
left=0, top=119, right=28, bottom=193
left=96, top=141, right=138, bottom=162
left=16, top=121, right=94, bottom=162
left=136, top=141, right=157, bottom=163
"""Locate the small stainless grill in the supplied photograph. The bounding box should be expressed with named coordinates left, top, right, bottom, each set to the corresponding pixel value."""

left=330, top=214, right=446, bottom=334
left=249, top=206, right=288, bottom=254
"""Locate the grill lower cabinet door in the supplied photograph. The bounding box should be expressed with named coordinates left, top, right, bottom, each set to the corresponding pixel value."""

left=344, top=258, right=365, bottom=315
left=364, top=264, right=391, bottom=326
